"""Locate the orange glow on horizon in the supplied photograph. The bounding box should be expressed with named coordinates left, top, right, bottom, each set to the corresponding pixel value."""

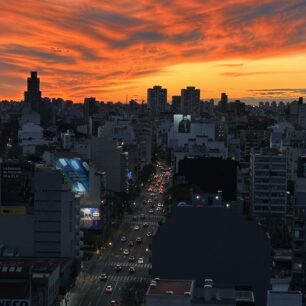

left=1, top=0, right=306, bottom=103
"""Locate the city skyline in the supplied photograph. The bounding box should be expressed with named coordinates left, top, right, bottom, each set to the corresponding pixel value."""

left=1, top=0, right=306, bottom=102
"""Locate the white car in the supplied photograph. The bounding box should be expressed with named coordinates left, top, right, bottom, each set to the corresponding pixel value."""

left=138, top=257, right=144, bottom=264
left=105, top=285, right=113, bottom=293
left=121, top=236, right=127, bottom=242
left=123, top=248, right=129, bottom=255
left=99, top=273, right=107, bottom=281
left=134, top=225, right=140, bottom=231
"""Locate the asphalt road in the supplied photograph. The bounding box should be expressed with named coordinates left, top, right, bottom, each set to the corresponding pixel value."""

left=69, top=163, right=170, bottom=306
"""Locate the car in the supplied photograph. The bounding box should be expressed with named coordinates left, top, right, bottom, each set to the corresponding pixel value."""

left=132, top=216, right=138, bottom=221
left=115, top=264, right=122, bottom=271
left=128, top=266, right=136, bottom=273
left=149, top=209, right=154, bottom=214
left=136, top=237, right=142, bottom=243
left=120, top=236, right=127, bottom=242
left=123, top=248, right=129, bottom=255
left=134, top=225, right=140, bottom=231
left=138, top=257, right=144, bottom=264
left=146, top=231, right=152, bottom=237
left=128, top=241, right=134, bottom=247
left=99, top=273, right=107, bottom=281
left=140, top=213, right=145, bottom=219
left=157, top=203, right=163, bottom=208
left=143, top=222, right=149, bottom=227
left=109, top=301, right=118, bottom=306
left=156, top=207, right=162, bottom=212
left=128, top=255, right=135, bottom=262
left=105, top=285, right=113, bottom=293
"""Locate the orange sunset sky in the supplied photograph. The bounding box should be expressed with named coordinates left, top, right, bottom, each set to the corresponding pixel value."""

left=1, top=0, right=306, bottom=103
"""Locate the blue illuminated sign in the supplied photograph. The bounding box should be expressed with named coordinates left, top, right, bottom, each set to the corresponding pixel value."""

left=55, top=158, right=89, bottom=193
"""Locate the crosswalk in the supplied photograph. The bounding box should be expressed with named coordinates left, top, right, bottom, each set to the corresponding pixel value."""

left=83, top=274, right=150, bottom=283
left=108, top=275, right=150, bottom=282
left=100, top=261, right=152, bottom=269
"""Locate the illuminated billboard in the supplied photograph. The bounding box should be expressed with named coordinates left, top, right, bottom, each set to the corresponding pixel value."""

left=55, top=158, right=89, bottom=193
left=80, top=208, right=103, bottom=230
left=173, top=114, right=191, bottom=134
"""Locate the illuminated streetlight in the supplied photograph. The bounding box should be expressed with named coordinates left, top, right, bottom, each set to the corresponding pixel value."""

left=108, top=242, right=112, bottom=246
left=225, top=203, right=230, bottom=208
left=196, top=195, right=200, bottom=200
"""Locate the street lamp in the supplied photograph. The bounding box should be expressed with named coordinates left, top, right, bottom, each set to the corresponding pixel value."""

left=196, top=195, right=200, bottom=200
left=108, top=242, right=112, bottom=247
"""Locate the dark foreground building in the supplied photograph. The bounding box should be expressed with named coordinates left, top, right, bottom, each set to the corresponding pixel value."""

left=177, top=157, right=237, bottom=201
left=151, top=207, right=271, bottom=305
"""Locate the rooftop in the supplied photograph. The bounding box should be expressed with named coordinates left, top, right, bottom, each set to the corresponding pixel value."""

left=148, top=279, right=193, bottom=296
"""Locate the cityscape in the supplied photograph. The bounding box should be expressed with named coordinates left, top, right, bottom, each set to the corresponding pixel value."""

left=1, top=1, right=306, bottom=306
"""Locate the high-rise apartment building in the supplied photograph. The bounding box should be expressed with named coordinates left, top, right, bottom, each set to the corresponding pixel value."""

left=181, top=86, right=200, bottom=117
left=219, top=92, right=228, bottom=112
left=147, top=85, right=167, bottom=118
left=250, top=149, right=287, bottom=216
left=24, top=71, right=42, bottom=113
left=84, top=97, right=97, bottom=123
left=171, top=95, right=181, bottom=114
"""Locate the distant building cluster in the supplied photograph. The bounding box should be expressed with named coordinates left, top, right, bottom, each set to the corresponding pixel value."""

left=0, top=72, right=306, bottom=305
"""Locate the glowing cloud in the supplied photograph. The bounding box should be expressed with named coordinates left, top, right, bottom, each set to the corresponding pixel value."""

left=1, top=0, right=306, bottom=101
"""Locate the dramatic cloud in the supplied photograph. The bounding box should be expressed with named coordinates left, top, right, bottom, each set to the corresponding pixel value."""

left=1, top=0, right=306, bottom=101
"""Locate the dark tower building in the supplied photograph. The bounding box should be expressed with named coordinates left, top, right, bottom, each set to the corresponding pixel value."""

left=219, top=92, right=228, bottom=112
left=147, top=85, right=167, bottom=119
left=24, top=72, right=42, bottom=113
left=171, top=96, right=181, bottom=114
left=181, top=86, right=200, bottom=117
left=84, top=97, right=97, bottom=123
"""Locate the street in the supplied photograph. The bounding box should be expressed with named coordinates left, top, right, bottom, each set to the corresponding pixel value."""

left=68, top=162, right=171, bottom=306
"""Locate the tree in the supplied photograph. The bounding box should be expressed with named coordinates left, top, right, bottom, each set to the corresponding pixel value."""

left=120, top=281, right=149, bottom=306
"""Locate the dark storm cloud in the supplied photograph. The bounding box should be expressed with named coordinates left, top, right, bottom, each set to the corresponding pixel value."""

left=2, top=44, right=76, bottom=64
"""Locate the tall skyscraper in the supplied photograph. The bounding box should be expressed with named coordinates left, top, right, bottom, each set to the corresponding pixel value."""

left=171, top=96, right=181, bottom=114
left=24, top=71, right=42, bottom=113
left=219, top=92, right=228, bottom=112
left=147, top=85, right=167, bottom=118
left=84, top=97, right=97, bottom=123
left=181, top=86, right=200, bottom=117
